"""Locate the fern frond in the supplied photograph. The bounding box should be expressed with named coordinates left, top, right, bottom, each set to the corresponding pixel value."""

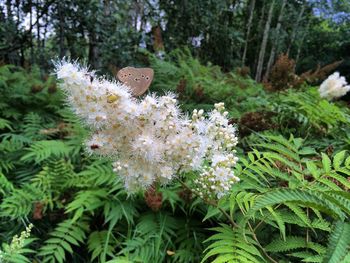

left=0, top=172, right=14, bottom=195
left=88, top=230, right=116, bottom=262
left=0, top=117, right=12, bottom=130
left=322, top=221, right=350, bottom=263
left=288, top=251, right=323, bottom=262
left=66, top=189, right=108, bottom=221
left=202, top=224, right=265, bottom=263
left=265, top=236, right=326, bottom=254
left=21, top=112, right=46, bottom=140
left=0, top=184, right=43, bottom=219
left=38, top=219, right=88, bottom=263
left=249, top=188, right=347, bottom=220
left=20, top=140, right=73, bottom=163
left=31, top=159, right=75, bottom=209
left=119, top=212, right=178, bottom=262
left=74, top=160, right=116, bottom=187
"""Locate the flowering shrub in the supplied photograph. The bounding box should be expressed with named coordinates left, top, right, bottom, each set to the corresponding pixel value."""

left=55, top=61, right=239, bottom=198
left=0, top=224, right=34, bottom=261
left=319, top=72, right=350, bottom=100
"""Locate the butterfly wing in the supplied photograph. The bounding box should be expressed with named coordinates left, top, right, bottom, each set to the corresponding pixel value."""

left=117, top=67, right=154, bottom=96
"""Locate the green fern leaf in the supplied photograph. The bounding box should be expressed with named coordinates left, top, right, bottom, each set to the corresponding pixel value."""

left=38, top=219, right=88, bottom=263
left=265, top=236, right=326, bottom=254
left=322, top=221, right=350, bottom=263
left=202, top=224, right=265, bottom=263
left=333, top=151, right=347, bottom=170
left=20, top=140, right=73, bottom=163
left=249, top=188, right=346, bottom=220
left=88, top=230, right=116, bottom=262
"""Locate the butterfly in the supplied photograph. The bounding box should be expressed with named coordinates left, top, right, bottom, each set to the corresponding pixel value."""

left=117, top=67, right=154, bottom=96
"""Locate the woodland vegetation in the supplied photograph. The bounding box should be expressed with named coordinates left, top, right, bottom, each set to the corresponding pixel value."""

left=1, top=0, right=350, bottom=263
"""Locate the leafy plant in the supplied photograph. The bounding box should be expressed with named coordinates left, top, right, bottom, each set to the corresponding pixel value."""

left=1, top=55, right=350, bottom=263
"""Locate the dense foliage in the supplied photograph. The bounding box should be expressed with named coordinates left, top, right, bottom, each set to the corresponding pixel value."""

left=1, top=0, right=350, bottom=79
left=1, top=51, right=350, bottom=262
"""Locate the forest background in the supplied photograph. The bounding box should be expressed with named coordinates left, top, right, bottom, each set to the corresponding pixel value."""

left=1, top=0, right=350, bottom=80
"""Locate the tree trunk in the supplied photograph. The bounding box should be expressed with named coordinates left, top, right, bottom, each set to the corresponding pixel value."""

left=29, top=0, right=34, bottom=64
left=37, top=0, right=40, bottom=50
left=253, top=0, right=266, bottom=73
left=263, top=0, right=287, bottom=82
left=295, top=22, right=310, bottom=67
left=287, top=3, right=305, bottom=56
left=88, top=30, right=99, bottom=69
left=242, top=0, right=256, bottom=66
left=152, top=25, right=165, bottom=59
left=103, top=0, right=111, bottom=16
left=255, top=0, right=275, bottom=82
left=58, top=2, right=65, bottom=58
left=6, top=0, right=12, bottom=19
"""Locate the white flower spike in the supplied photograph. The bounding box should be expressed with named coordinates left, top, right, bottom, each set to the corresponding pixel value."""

left=55, top=61, right=239, bottom=198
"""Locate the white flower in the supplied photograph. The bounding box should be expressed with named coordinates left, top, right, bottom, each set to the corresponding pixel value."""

left=319, top=72, right=350, bottom=100
left=55, top=61, right=239, bottom=197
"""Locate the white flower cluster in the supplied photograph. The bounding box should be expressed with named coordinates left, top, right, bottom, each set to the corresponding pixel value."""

left=0, top=223, right=33, bottom=260
left=319, top=72, right=350, bottom=100
left=55, top=61, right=239, bottom=197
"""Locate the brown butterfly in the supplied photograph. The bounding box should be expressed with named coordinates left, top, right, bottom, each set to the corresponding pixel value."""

left=117, top=67, right=154, bottom=96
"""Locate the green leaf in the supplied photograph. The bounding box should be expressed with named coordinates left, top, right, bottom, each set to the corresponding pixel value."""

left=323, top=221, right=350, bottom=263
left=321, top=153, right=332, bottom=174
left=333, top=151, right=347, bottom=170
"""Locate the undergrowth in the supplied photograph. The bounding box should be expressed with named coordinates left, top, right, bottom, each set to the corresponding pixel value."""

left=0, top=53, right=350, bottom=262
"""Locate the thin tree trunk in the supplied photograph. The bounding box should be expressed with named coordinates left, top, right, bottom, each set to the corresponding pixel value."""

left=88, top=30, right=99, bottom=68
left=43, top=15, right=47, bottom=49
left=37, top=0, right=40, bottom=51
left=40, top=14, right=48, bottom=68
left=295, top=22, right=310, bottom=67
left=253, top=0, right=266, bottom=73
left=103, top=0, right=110, bottom=16
left=287, top=3, right=305, bottom=56
left=263, top=0, right=287, bottom=82
left=6, top=0, right=16, bottom=64
left=133, top=0, right=140, bottom=31
left=139, top=0, right=145, bottom=32
left=29, top=0, right=34, bottom=64
left=255, top=0, right=275, bottom=82
left=58, top=2, right=65, bottom=58
left=6, top=0, right=12, bottom=19
left=152, top=25, right=165, bottom=59
left=242, top=0, right=256, bottom=66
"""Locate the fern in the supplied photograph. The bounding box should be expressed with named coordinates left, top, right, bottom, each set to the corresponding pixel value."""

left=31, top=159, right=75, bottom=209
left=38, top=219, right=89, bottom=263
left=322, top=221, right=350, bottom=263
left=65, top=189, right=108, bottom=221
left=0, top=172, right=14, bottom=195
left=265, top=236, right=326, bottom=254
left=0, top=184, right=43, bottom=219
left=20, top=140, right=73, bottom=163
left=119, top=212, right=178, bottom=262
left=202, top=224, right=265, bottom=263
left=74, top=160, right=116, bottom=187
left=0, top=117, right=12, bottom=130
left=249, top=188, right=347, bottom=220
left=88, top=230, right=116, bottom=262
left=22, top=112, right=45, bottom=140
